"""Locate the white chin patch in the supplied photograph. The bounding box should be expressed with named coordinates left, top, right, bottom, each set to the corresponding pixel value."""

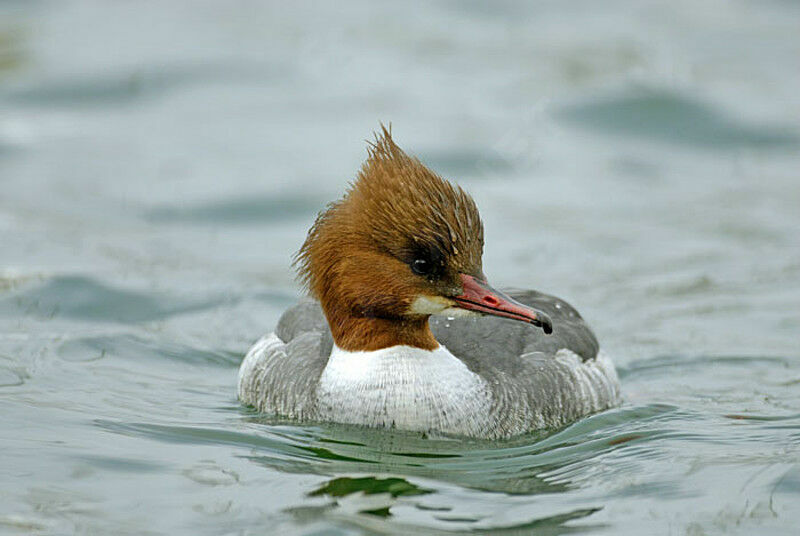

left=408, top=295, right=452, bottom=315
left=408, top=296, right=482, bottom=318
left=438, top=307, right=482, bottom=318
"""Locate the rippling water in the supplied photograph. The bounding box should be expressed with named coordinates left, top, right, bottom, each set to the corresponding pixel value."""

left=2, top=1, right=799, bottom=534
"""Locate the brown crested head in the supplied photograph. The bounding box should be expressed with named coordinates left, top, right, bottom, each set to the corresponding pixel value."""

left=295, top=127, right=483, bottom=350
left=295, top=126, right=551, bottom=352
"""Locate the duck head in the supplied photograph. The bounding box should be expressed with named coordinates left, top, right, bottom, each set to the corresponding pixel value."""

left=295, top=127, right=552, bottom=352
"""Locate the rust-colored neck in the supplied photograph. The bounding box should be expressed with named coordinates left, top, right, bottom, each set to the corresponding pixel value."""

left=323, top=306, right=438, bottom=352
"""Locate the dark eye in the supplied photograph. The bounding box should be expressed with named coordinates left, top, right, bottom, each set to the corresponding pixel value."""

left=411, top=258, right=431, bottom=275
left=405, top=242, right=445, bottom=279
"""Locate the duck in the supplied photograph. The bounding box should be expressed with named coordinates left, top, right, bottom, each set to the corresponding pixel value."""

left=238, top=127, right=620, bottom=439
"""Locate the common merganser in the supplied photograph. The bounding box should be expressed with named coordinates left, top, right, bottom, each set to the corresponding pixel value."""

left=238, top=128, right=620, bottom=439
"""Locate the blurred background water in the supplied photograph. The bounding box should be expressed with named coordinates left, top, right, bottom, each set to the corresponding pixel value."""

left=1, top=1, right=799, bottom=534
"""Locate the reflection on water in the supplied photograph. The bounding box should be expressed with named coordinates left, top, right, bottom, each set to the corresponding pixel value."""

left=1, top=0, right=799, bottom=534
left=308, top=476, right=432, bottom=519
left=237, top=405, right=677, bottom=496
left=89, top=390, right=799, bottom=533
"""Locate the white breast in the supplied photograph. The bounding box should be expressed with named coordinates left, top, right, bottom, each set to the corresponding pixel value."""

left=316, top=344, right=492, bottom=436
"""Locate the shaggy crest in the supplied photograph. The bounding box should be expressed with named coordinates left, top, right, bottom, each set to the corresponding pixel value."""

left=295, top=126, right=484, bottom=299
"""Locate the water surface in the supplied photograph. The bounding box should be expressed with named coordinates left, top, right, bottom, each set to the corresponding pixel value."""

left=1, top=1, right=799, bottom=534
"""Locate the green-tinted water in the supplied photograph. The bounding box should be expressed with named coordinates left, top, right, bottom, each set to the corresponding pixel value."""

left=1, top=1, right=799, bottom=534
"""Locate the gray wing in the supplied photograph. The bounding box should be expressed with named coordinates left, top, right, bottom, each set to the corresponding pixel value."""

left=238, top=299, right=331, bottom=418
left=432, top=291, right=615, bottom=436
left=275, top=298, right=334, bottom=357
left=429, top=289, right=599, bottom=373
